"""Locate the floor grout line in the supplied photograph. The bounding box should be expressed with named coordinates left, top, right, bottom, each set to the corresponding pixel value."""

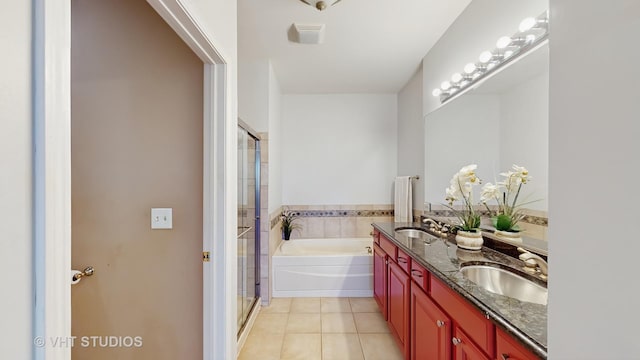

left=240, top=297, right=392, bottom=360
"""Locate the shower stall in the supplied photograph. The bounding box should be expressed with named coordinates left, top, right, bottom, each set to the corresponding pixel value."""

left=237, top=120, right=261, bottom=336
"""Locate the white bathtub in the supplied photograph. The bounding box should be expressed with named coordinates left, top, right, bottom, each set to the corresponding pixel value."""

left=272, top=238, right=373, bottom=297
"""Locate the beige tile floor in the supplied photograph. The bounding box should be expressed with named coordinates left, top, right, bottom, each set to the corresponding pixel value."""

left=238, top=297, right=404, bottom=360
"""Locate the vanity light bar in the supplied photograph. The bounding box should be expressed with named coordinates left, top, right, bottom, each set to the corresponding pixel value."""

left=433, top=10, right=549, bottom=103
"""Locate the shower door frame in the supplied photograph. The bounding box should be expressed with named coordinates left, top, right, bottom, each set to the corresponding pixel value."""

left=237, top=118, right=261, bottom=335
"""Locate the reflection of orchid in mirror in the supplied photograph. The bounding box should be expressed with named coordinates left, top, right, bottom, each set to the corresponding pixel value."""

left=444, top=164, right=482, bottom=232
left=481, top=164, right=537, bottom=232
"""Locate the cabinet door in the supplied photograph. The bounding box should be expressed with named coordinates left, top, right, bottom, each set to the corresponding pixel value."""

left=411, top=282, right=451, bottom=360
left=431, top=275, right=495, bottom=356
left=453, top=327, right=491, bottom=360
left=388, top=260, right=410, bottom=359
left=496, top=328, right=540, bottom=360
left=373, top=244, right=388, bottom=319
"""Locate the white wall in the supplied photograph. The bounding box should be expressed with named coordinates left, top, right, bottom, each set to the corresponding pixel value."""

left=238, top=60, right=283, bottom=212
left=0, top=2, right=33, bottom=357
left=422, top=0, right=548, bottom=116
left=238, top=60, right=269, bottom=132
left=397, top=68, right=425, bottom=212
left=500, top=72, right=549, bottom=211
left=424, top=95, right=501, bottom=207
left=182, top=0, right=237, bottom=64
left=282, top=94, right=397, bottom=205
left=549, top=0, right=640, bottom=357
left=268, top=63, right=283, bottom=212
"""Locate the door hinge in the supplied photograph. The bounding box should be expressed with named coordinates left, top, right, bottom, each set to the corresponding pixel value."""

left=203, top=251, right=210, bottom=262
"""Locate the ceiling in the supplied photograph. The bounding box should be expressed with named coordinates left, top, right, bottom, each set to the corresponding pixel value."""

left=238, top=0, right=471, bottom=94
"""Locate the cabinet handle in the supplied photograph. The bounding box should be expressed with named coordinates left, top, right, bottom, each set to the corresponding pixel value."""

left=411, top=270, right=423, bottom=278
left=452, top=337, right=462, bottom=346
left=501, top=355, right=510, bottom=360
left=385, top=260, right=388, bottom=265
left=370, top=231, right=374, bottom=236
left=436, top=320, right=445, bottom=327
left=398, top=257, right=407, bottom=264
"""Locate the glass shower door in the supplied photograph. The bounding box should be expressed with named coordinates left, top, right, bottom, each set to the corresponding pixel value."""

left=237, top=124, right=260, bottom=334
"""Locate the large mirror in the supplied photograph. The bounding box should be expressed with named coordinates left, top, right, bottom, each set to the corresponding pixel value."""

left=424, top=42, right=549, bottom=244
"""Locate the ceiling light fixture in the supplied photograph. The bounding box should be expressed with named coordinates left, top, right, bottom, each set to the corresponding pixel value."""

left=299, top=0, right=342, bottom=11
left=432, top=10, right=549, bottom=103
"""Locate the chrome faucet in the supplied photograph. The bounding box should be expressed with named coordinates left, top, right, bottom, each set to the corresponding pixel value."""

left=423, top=218, right=450, bottom=236
left=518, top=247, right=548, bottom=279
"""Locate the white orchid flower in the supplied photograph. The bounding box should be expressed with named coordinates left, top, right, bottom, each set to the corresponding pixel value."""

left=499, top=171, right=521, bottom=192
left=445, top=185, right=460, bottom=205
left=481, top=182, right=500, bottom=203
left=457, top=164, right=479, bottom=184
left=512, top=164, right=532, bottom=183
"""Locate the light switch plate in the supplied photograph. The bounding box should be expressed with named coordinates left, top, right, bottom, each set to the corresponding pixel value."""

left=151, top=208, right=172, bottom=229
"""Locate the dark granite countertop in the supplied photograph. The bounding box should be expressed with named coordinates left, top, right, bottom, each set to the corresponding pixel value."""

left=372, top=222, right=547, bottom=359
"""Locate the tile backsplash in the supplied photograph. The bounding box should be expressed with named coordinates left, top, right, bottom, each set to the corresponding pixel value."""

left=272, top=205, right=394, bottom=239
left=424, top=204, right=549, bottom=241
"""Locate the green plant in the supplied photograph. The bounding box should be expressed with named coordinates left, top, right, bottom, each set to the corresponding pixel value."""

left=481, top=165, right=536, bottom=232
left=445, top=164, right=482, bottom=232
left=280, top=208, right=301, bottom=240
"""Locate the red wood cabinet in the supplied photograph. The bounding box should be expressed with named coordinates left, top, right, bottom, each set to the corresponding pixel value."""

left=431, top=275, right=495, bottom=357
left=388, top=260, right=410, bottom=359
left=380, top=235, right=398, bottom=261
left=372, top=229, right=539, bottom=360
left=410, top=261, right=428, bottom=292
left=496, top=328, right=539, bottom=360
left=373, top=229, right=380, bottom=245
left=453, top=327, right=491, bottom=360
left=373, top=243, right=388, bottom=319
left=411, top=282, right=451, bottom=360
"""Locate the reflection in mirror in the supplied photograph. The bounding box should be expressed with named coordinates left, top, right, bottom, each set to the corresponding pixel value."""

left=424, top=42, right=549, bottom=243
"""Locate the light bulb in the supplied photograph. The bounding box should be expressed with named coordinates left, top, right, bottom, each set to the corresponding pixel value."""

left=432, top=88, right=442, bottom=97
left=496, top=36, right=512, bottom=49
left=519, top=17, right=536, bottom=32
left=451, top=73, right=463, bottom=83
left=479, top=51, right=493, bottom=63
left=526, top=34, right=536, bottom=43
left=486, top=62, right=496, bottom=70
left=504, top=50, right=514, bottom=58
left=441, top=81, right=451, bottom=90
left=464, top=63, right=476, bottom=74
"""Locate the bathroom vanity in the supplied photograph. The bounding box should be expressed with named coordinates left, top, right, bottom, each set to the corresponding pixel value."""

left=372, top=222, right=547, bottom=360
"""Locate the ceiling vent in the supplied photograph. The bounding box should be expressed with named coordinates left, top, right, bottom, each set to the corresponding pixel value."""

left=292, top=23, right=326, bottom=44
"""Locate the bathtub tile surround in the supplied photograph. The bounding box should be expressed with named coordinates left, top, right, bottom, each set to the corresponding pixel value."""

left=263, top=205, right=284, bottom=305
left=263, top=205, right=390, bottom=304
left=257, top=132, right=285, bottom=306
left=276, top=204, right=394, bottom=239
left=238, top=297, right=403, bottom=360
